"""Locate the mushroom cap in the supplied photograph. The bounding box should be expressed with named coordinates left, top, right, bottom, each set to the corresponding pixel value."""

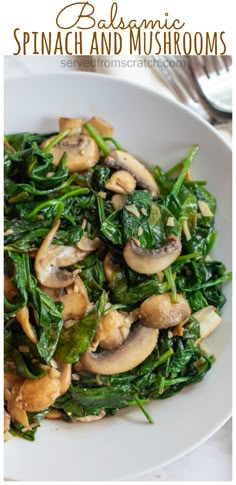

left=40, top=276, right=91, bottom=322
left=59, top=117, right=85, bottom=134
left=4, top=273, right=18, bottom=301
left=10, top=362, right=72, bottom=414
left=103, top=251, right=120, bottom=283
left=83, top=116, right=113, bottom=138
left=193, top=306, right=222, bottom=343
left=16, top=306, right=38, bottom=344
left=19, top=374, right=62, bottom=412
left=104, top=150, right=159, bottom=197
left=7, top=384, right=30, bottom=428
left=80, top=324, right=158, bottom=375
left=105, top=170, right=136, bottom=195
left=41, top=134, right=99, bottom=172
left=111, top=194, right=128, bottom=210
left=123, top=235, right=182, bottom=274
left=35, top=221, right=88, bottom=288
left=76, top=232, right=103, bottom=251
left=93, top=310, right=131, bottom=351
left=139, top=293, right=191, bottom=329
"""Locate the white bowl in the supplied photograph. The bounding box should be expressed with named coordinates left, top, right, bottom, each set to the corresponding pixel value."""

left=4, top=72, right=232, bottom=481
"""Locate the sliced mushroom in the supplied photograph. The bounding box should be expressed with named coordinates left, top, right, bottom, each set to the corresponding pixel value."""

left=35, top=221, right=88, bottom=288
left=111, top=194, right=128, bottom=210
left=16, top=306, right=38, bottom=344
left=80, top=324, right=158, bottom=375
left=83, top=117, right=113, bottom=138
left=103, top=252, right=120, bottom=283
left=60, top=277, right=91, bottom=321
left=7, top=383, right=30, bottom=428
left=8, top=362, right=71, bottom=414
left=93, top=310, right=133, bottom=351
left=57, top=362, right=72, bottom=396
left=104, top=150, right=159, bottom=197
left=41, top=276, right=91, bottom=322
left=4, top=372, right=24, bottom=399
left=4, top=273, right=18, bottom=301
left=123, top=235, right=182, bottom=274
left=59, top=117, right=85, bottom=134
left=139, top=293, right=191, bottom=329
left=105, top=170, right=136, bottom=195
left=193, top=306, right=222, bottom=343
left=76, top=232, right=103, bottom=251
left=41, top=134, right=99, bottom=172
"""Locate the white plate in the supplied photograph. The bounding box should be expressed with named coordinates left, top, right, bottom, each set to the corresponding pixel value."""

left=4, top=72, right=232, bottom=481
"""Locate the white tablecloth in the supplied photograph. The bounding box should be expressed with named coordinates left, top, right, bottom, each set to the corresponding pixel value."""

left=4, top=55, right=232, bottom=481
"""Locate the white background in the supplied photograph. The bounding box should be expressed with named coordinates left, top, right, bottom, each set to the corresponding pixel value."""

left=1, top=0, right=234, bottom=55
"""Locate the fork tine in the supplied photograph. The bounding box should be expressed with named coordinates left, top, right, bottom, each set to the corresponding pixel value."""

left=152, top=56, right=189, bottom=104
left=165, top=56, right=200, bottom=102
left=222, top=56, right=232, bottom=71
left=211, top=56, right=226, bottom=75
left=202, top=56, right=215, bottom=77
left=188, top=56, right=206, bottom=77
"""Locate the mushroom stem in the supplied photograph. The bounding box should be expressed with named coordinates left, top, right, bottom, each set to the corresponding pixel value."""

left=104, top=150, right=159, bottom=196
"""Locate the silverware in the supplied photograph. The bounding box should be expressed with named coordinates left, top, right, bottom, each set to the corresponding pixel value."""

left=151, top=55, right=232, bottom=125
left=188, top=56, right=232, bottom=116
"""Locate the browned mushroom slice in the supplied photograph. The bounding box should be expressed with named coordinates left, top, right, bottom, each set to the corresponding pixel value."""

left=111, top=194, right=128, bottom=210
left=76, top=232, right=103, bottom=251
left=41, top=276, right=91, bottom=322
left=123, top=235, right=182, bottom=274
left=93, top=310, right=133, bottom=351
left=60, top=276, right=91, bottom=321
left=83, top=117, right=113, bottom=138
left=193, top=306, right=222, bottom=343
left=4, top=273, right=18, bottom=301
left=57, top=362, right=72, bottom=396
left=80, top=324, right=158, bottom=375
left=105, top=170, right=136, bottom=195
left=104, top=150, right=159, bottom=197
left=41, top=134, right=99, bottom=172
left=139, top=293, right=191, bottom=329
left=16, top=306, right=38, bottom=344
left=7, top=382, right=30, bottom=428
left=35, top=221, right=87, bottom=288
left=8, top=362, right=72, bottom=414
left=59, top=117, right=85, bottom=134
left=103, top=252, right=120, bottom=283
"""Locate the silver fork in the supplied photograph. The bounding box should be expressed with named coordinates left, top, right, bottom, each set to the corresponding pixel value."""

left=151, top=55, right=232, bottom=125
left=188, top=56, right=232, bottom=116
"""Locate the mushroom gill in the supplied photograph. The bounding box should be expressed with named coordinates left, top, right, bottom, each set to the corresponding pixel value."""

left=35, top=221, right=94, bottom=288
